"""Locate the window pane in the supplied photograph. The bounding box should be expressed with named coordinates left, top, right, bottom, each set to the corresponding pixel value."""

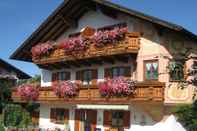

left=112, top=68, right=119, bottom=78
left=112, top=111, right=123, bottom=127
left=145, top=61, right=158, bottom=80
left=83, top=70, right=92, bottom=83
left=169, top=61, right=184, bottom=81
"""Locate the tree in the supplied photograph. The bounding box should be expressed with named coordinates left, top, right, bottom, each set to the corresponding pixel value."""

left=173, top=100, right=197, bottom=129
left=0, top=79, right=12, bottom=113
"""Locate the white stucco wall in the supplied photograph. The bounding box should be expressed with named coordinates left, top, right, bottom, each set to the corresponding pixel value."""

left=39, top=104, right=155, bottom=131
left=57, top=10, right=134, bottom=41
left=41, top=62, right=135, bottom=87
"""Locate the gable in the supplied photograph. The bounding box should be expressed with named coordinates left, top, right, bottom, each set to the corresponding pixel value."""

left=10, top=0, right=197, bottom=62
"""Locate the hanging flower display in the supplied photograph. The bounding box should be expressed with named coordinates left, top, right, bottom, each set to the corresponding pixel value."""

left=52, top=81, right=79, bottom=98
left=99, top=76, right=135, bottom=97
left=58, top=37, right=88, bottom=53
left=93, top=27, right=128, bottom=47
left=31, top=42, right=54, bottom=59
left=17, top=84, right=39, bottom=101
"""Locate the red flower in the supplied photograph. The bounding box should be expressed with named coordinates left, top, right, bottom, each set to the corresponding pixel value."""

left=52, top=81, right=79, bottom=98
left=31, top=42, right=53, bottom=59
left=93, top=27, right=128, bottom=48
left=58, top=37, right=87, bottom=53
left=17, top=84, right=39, bottom=101
left=99, top=76, right=135, bottom=97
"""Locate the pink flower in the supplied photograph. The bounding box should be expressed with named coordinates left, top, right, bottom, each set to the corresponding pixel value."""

left=99, top=76, right=135, bottom=97
left=58, top=37, right=87, bottom=53
left=31, top=42, right=53, bottom=59
left=93, top=26, right=128, bottom=48
left=52, top=81, right=79, bottom=98
left=17, top=84, right=39, bottom=101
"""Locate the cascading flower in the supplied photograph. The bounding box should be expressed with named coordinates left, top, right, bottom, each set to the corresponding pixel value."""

left=58, top=37, right=88, bottom=53
left=31, top=42, right=53, bottom=59
left=93, top=26, right=128, bottom=47
left=17, top=84, right=39, bottom=101
left=99, top=76, right=135, bottom=97
left=52, top=81, right=79, bottom=98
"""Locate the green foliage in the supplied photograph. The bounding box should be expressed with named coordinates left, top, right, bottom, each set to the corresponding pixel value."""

left=3, top=104, right=32, bottom=128
left=0, top=79, right=12, bottom=110
left=0, top=115, right=5, bottom=131
left=17, top=75, right=41, bottom=86
left=173, top=100, right=197, bottom=129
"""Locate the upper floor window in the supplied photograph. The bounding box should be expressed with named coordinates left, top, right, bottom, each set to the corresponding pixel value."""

left=105, top=66, right=131, bottom=78
left=169, top=61, right=184, bottom=81
left=76, top=69, right=97, bottom=85
left=144, top=60, right=158, bottom=81
left=52, top=71, right=70, bottom=82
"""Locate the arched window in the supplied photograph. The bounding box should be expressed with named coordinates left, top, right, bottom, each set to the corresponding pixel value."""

left=169, top=61, right=184, bottom=81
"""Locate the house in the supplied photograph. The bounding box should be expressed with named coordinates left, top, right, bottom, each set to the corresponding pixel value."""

left=10, top=0, right=197, bottom=130
left=0, top=58, right=31, bottom=83
left=0, top=58, right=31, bottom=113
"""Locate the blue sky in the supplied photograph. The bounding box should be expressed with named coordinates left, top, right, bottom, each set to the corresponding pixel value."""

left=0, top=0, right=197, bottom=76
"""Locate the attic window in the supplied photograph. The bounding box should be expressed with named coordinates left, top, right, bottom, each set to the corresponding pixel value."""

left=68, top=32, right=81, bottom=38
left=68, top=23, right=127, bottom=38
left=97, top=23, right=127, bottom=31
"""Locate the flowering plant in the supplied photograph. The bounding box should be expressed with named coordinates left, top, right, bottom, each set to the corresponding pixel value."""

left=58, top=37, right=88, bottom=53
left=99, top=76, right=135, bottom=97
left=52, top=81, right=79, bottom=98
left=17, top=84, right=39, bottom=101
left=93, top=27, right=128, bottom=47
left=31, top=42, right=54, bottom=59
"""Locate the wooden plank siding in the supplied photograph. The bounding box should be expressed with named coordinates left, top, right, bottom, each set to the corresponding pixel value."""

left=11, top=82, right=164, bottom=104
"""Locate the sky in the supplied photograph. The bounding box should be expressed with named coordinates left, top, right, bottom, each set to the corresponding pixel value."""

left=0, top=0, right=197, bottom=77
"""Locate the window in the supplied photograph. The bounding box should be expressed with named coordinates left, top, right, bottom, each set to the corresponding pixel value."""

left=76, top=69, right=97, bottom=85
left=83, top=70, right=92, bottom=84
left=105, top=66, right=131, bottom=78
left=169, top=61, right=184, bottom=81
left=144, top=60, right=158, bottom=80
left=112, top=111, right=124, bottom=127
left=104, top=110, right=130, bottom=128
left=52, top=71, right=70, bottom=82
left=50, top=108, right=69, bottom=124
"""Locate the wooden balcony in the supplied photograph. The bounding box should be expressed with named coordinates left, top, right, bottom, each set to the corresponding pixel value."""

left=12, top=82, right=164, bottom=104
left=33, top=32, right=140, bottom=66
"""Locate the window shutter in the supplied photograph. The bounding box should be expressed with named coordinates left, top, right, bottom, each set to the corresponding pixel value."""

left=64, top=109, right=69, bottom=124
left=50, top=108, right=56, bottom=123
left=124, top=66, right=131, bottom=78
left=31, top=111, right=39, bottom=126
left=104, top=110, right=112, bottom=127
left=76, top=71, right=83, bottom=84
left=104, top=68, right=112, bottom=79
left=123, top=111, right=130, bottom=128
left=52, top=72, right=59, bottom=82
left=91, top=69, right=98, bottom=85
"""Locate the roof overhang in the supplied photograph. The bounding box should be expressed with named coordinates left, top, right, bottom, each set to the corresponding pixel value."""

left=10, top=0, right=197, bottom=62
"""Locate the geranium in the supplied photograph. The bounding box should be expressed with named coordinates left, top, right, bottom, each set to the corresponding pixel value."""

left=58, top=37, right=88, bottom=53
left=52, top=81, right=79, bottom=98
left=31, top=42, right=53, bottom=59
left=99, top=76, right=135, bottom=97
left=17, top=84, right=39, bottom=101
left=93, top=27, right=128, bottom=47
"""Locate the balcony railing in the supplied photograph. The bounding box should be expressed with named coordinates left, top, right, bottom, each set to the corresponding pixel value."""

left=12, top=82, right=164, bottom=104
left=33, top=32, right=140, bottom=65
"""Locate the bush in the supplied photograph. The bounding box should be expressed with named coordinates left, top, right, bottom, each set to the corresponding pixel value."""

left=4, top=104, right=32, bottom=128
left=173, top=100, right=197, bottom=129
